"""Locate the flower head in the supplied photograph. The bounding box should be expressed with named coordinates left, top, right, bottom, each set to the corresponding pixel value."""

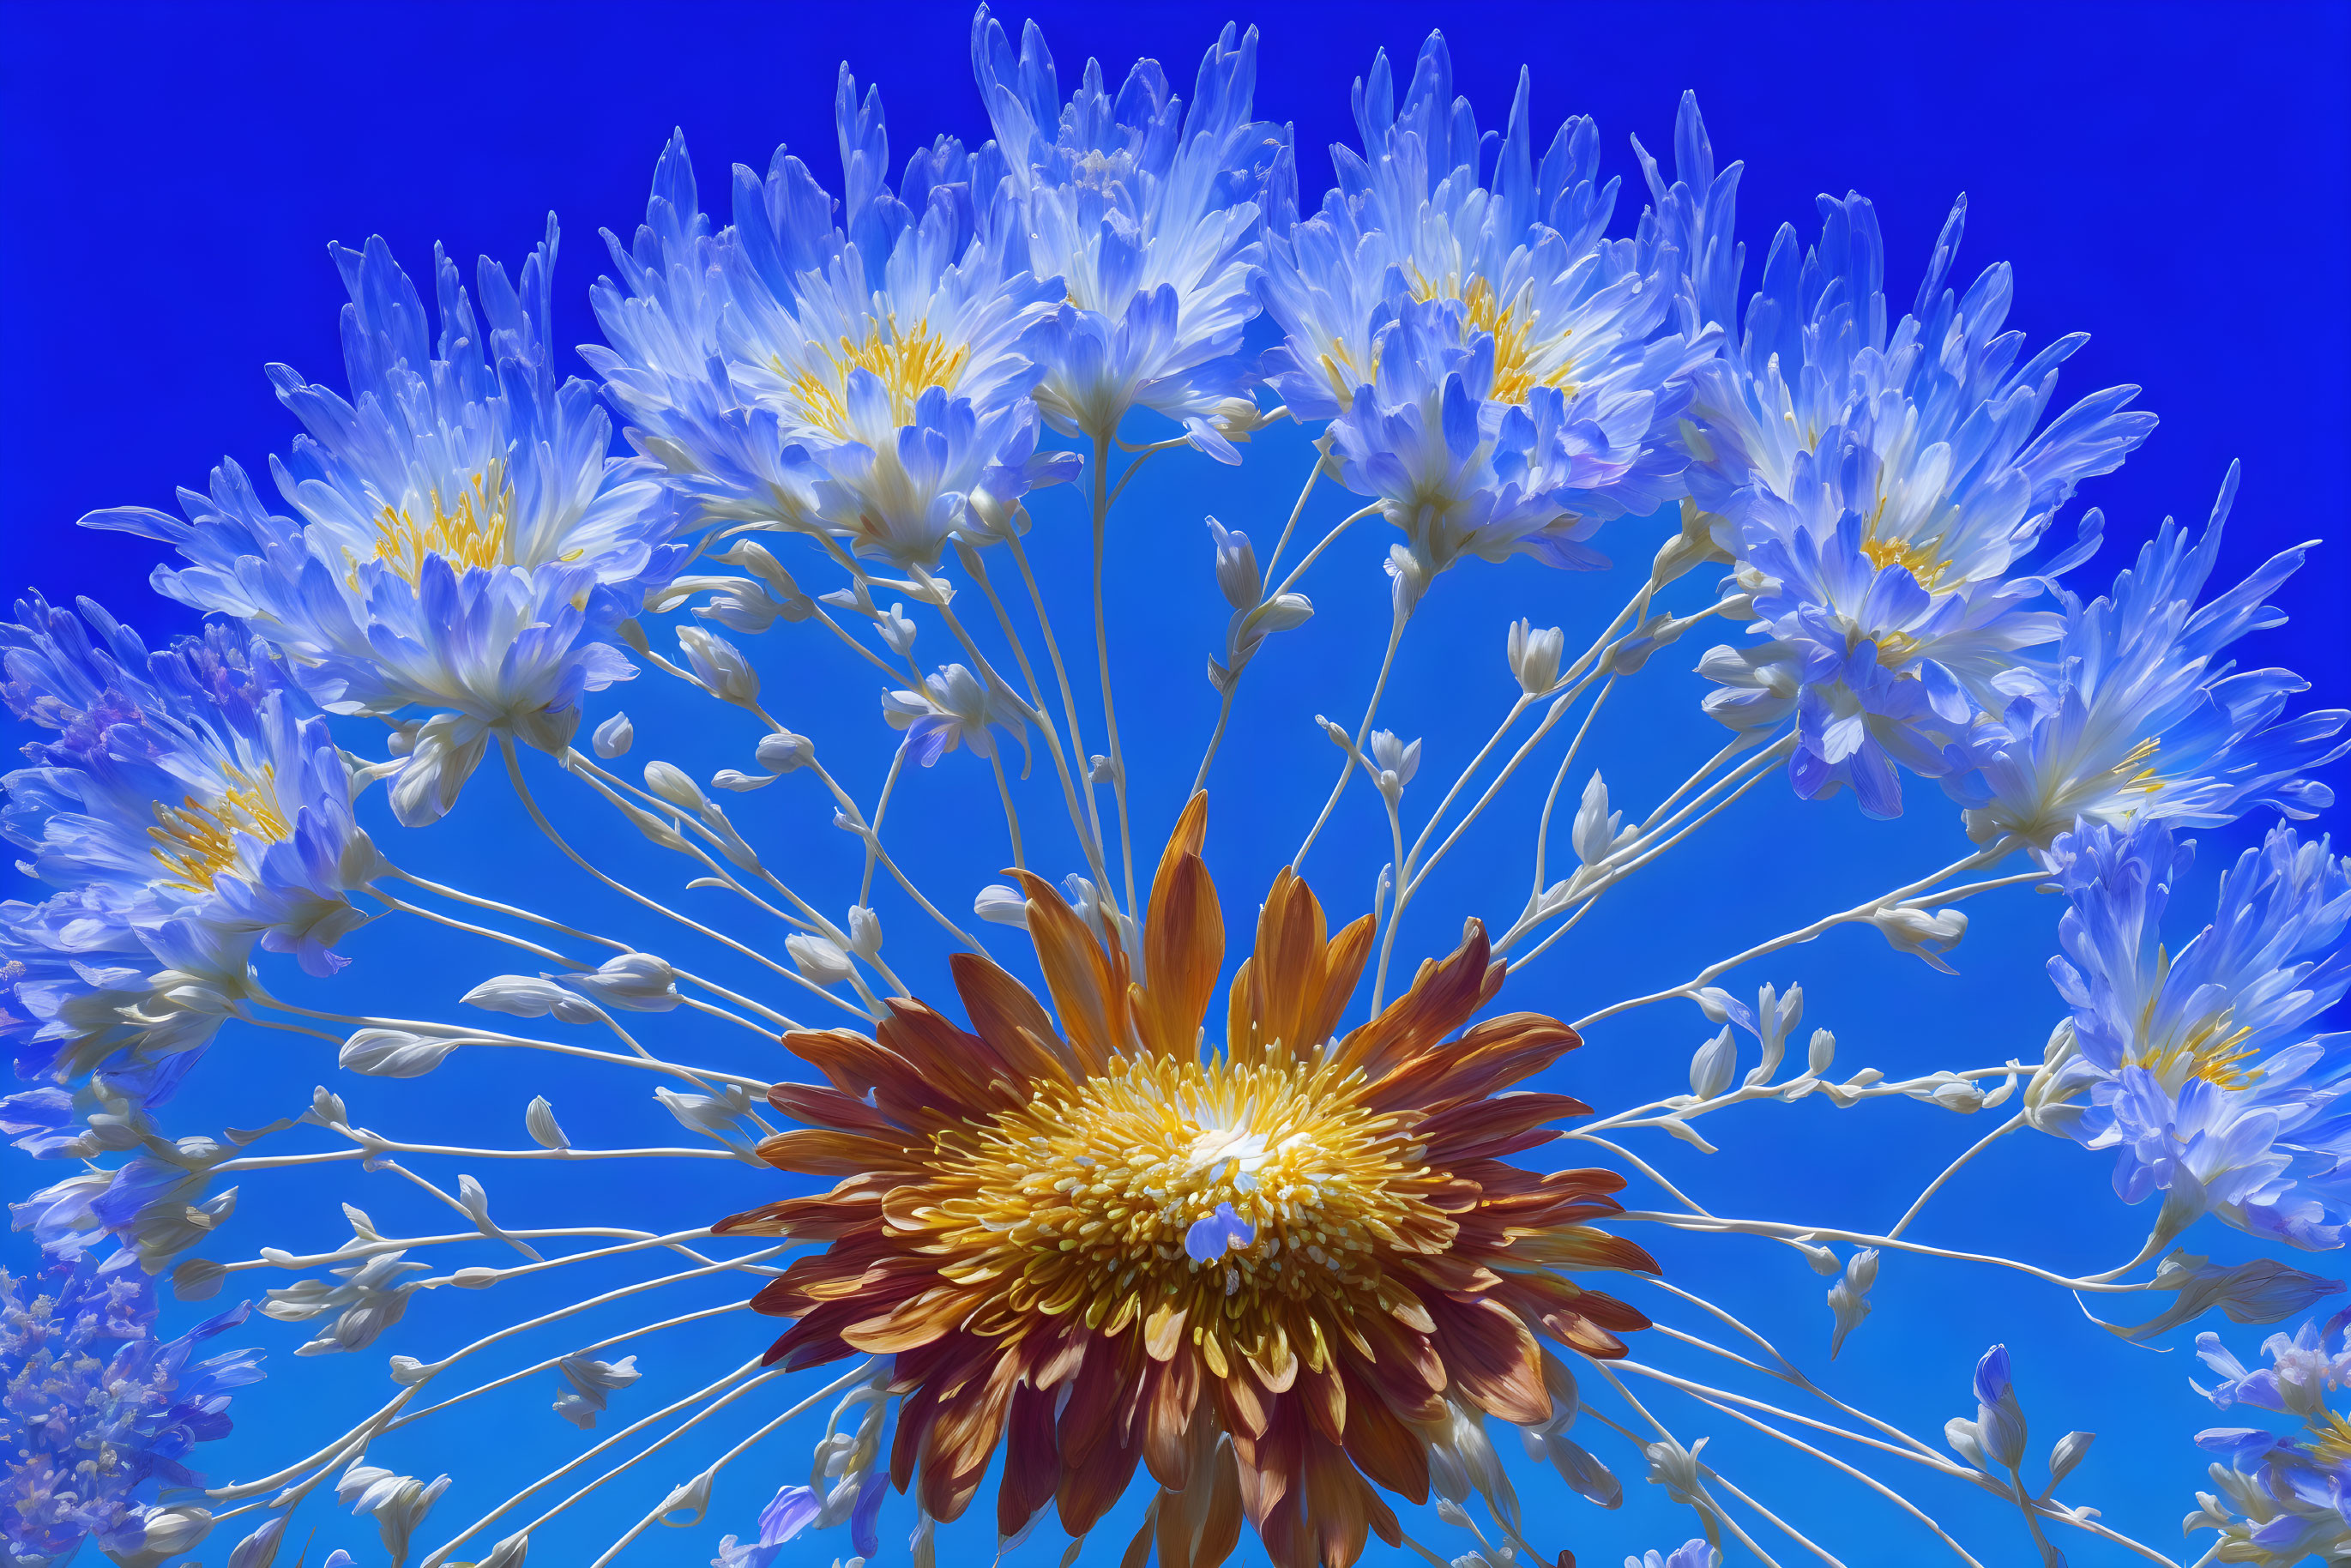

left=0, top=1248, right=260, bottom=1563
left=974, top=8, right=1287, bottom=454
left=2041, top=817, right=2351, bottom=1249
left=591, top=75, right=1078, bottom=572
left=1262, top=33, right=1713, bottom=594
left=2189, top=1312, right=2351, bottom=1565
left=84, top=224, right=678, bottom=824
left=3, top=596, right=381, bottom=1115
left=717, top=795, right=1653, bottom=1567
left=1963, top=467, right=2348, bottom=852
left=1689, top=171, right=2157, bottom=817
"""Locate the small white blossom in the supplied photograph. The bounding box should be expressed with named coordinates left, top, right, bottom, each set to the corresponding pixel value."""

left=643, top=759, right=710, bottom=812
left=678, top=625, right=760, bottom=706
left=1871, top=904, right=1970, bottom=973
left=785, top=933, right=855, bottom=986
left=463, top=975, right=602, bottom=1024
left=554, top=1353, right=642, bottom=1430
left=338, top=1463, right=452, bottom=1567
left=1688, top=1028, right=1736, bottom=1101
left=266, top=1252, right=430, bottom=1354
left=561, top=952, right=680, bottom=1012
left=757, top=730, right=816, bottom=773
left=974, top=884, right=1029, bottom=927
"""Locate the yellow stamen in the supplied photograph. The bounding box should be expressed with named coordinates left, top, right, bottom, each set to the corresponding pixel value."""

left=1860, top=532, right=1952, bottom=593
left=354, top=464, right=513, bottom=588
left=1414, top=271, right=1574, bottom=407
left=2310, top=1410, right=2351, bottom=1464
left=148, top=767, right=290, bottom=894
left=917, top=1053, right=1453, bottom=1365
left=787, top=316, right=971, bottom=437
left=2131, top=949, right=2263, bottom=1090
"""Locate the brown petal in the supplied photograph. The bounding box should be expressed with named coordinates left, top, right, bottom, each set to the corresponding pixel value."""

left=1138, top=847, right=1223, bottom=1060
left=765, top=1081, right=910, bottom=1140
left=1425, top=1294, right=1552, bottom=1426
left=1414, top=1091, right=1593, bottom=1160
left=949, top=951, right=1077, bottom=1086
left=1143, top=1348, right=1207, bottom=1489
left=1332, top=920, right=1503, bottom=1081
left=1335, top=1360, right=1428, bottom=1503
left=754, top=1128, right=925, bottom=1176
left=1158, top=1433, right=1244, bottom=1568
left=1015, top=867, right=1133, bottom=1070
left=998, top=1379, right=1061, bottom=1538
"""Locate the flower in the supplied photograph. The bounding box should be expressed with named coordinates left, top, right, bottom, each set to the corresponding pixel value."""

left=881, top=665, right=1029, bottom=768
left=1626, top=1544, right=1719, bottom=1568
left=83, top=224, right=679, bottom=825
left=1962, top=467, right=2348, bottom=852
left=2040, top=818, right=2351, bottom=1249
left=1687, top=163, right=2156, bottom=817
left=0, top=1248, right=261, bottom=1564
left=588, top=75, right=1078, bottom=571
left=1260, top=33, right=1713, bottom=594
left=973, top=8, right=1287, bottom=455
left=3, top=597, right=383, bottom=1126
left=2188, top=1312, right=2351, bottom=1565
left=715, top=794, right=1655, bottom=1568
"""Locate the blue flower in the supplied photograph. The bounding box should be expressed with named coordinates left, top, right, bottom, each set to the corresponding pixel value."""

left=1625, top=1544, right=1720, bottom=1568
left=3, top=597, right=383, bottom=1127
left=590, top=75, right=1078, bottom=575
left=1260, top=32, right=1713, bottom=588
left=84, top=223, right=678, bottom=825
left=712, top=1483, right=821, bottom=1568
left=1687, top=163, right=2156, bottom=817
left=2042, top=818, right=2351, bottom=1250
left=1963, top=467, right=2348, bottom=852
left=974, top=8, right=1287, bottom=456
left=0, top=1248, right=260, bottom=1564
left=2189, top=1312, right=2351, bottom=1565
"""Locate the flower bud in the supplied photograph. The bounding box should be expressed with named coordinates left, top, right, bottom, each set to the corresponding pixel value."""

left=592, top=712, right=633, bottom=758
left=785, top=934, right=855, bottom=987
left=847, top=907, right=884, bottom=960
left=1507, top=618, right=1564, bottom=696
left=1872, top=903, right=1968, bottom=973
left=341, top=1028, right=461, bottom=1079
left=757, top=731, right=815, bottom=774
left=1689, top=1027, right=1736, bottom=1101
left=678, top=626, right=759, bottom=706
left=642, top=760, right=708, bottom=813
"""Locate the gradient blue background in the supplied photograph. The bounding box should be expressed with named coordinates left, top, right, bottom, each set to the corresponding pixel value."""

left=4, top=3, right=2348, bottom=1565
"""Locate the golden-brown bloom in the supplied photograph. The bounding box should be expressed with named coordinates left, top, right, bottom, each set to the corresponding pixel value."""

left=717, top=795, right=1655, bottom=1568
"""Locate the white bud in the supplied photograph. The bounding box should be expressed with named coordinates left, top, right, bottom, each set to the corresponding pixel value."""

left=112, top=1505, right=213, bottom=1568
left=756, top=731, right=815, bottom=774
left=785, top=934, right=855, bottom=986
left=711, top=769, right=775, bottom=792
left=656, top=1468, right=716, bottom=1528
left=463, top=975, right=601, bottom=1024
left=1507, top=618, right=1564, bottom=695
left=479, top=1533, right=530, bottom=1568
left=310, top=1085, right=348, bottom=1126
left=1806, top=1028, right=1837, bottom=1076
left=975, top=884, right=1030, bottom=927
left=389, top=1354, right=435, bottom=1386
left=642, top=760, right=708, bottom=813
left=562, top=953, right=679, bottom=1012
left=2047, top=1431, right=2095, bottom=1491
left=1827, top=1248, right=1880, bottom=1356
left=847, top=907, right=884, bottom=960
left=524, top=1096, right=570, bottom=1150
left=226, top=1512, right=286, bottom=1568
left=340, top=1028, right=461, bottom=1079
left=1207, top=516, right=1262, bottom=611
left=592, top=712, right=634, bottom=758
left=678, top=625, right=759, bottom=706
left=1689, top=1027, right=1736, bottom=1101
left=877, top=603, right=919, bottom=658
left=1571, top=773, right=1625, bottom=868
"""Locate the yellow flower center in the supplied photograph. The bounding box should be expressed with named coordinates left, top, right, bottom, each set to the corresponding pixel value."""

left=2132, top=950, right=2261, bottom=1091
left=1860, top=532, right=1953, bottom=593
left=912, top=1054, right=1455, bottom=1377
left=787, top=316, right=971, bottom=437
left=360, top=464, right=513, bottom=588
left=1416, top=272, right=1574, bottom=407
left=149, top=767, right=291, bottom=894
left=2309, top=1410, right=2351, bottom=1464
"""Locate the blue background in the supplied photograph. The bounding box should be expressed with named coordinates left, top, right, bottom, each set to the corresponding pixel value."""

left=4, top=2, right=2348, bottom=1565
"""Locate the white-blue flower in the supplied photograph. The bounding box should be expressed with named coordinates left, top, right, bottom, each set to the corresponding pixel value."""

left=591, top=72, right=1078, bottom=574
left=974, top=7, right=1287, bottom=457
left=2044, top=817, right=2351, bottom=1250
left=1964, top=466, right=2347, bottom=851
left=3, top=597, right=382, bottom=1113
left=1687, top=160, right=2156, bottom=817
left=84, top=223, right=678, bottom=825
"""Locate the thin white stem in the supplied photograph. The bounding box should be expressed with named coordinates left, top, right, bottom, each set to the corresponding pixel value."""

left=1295, top=600, right=1409, bottom=867
left=1091, top=434, right=1137, bottom=917
left=1890, top=1113, right=2027, bottom=1239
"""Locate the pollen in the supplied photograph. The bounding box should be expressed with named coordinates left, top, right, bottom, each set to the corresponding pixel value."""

left=1861, top=531, right=1953, bottom=593
left=149, top=767, right=292, bottom=894
left=1416, top=271, right=1576, bottom=407
left=910, top=1053, right=1453, bottom=1367
left=359, top=464, right=513, bottom=588
left=788, top=316, right=972, bottom=437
